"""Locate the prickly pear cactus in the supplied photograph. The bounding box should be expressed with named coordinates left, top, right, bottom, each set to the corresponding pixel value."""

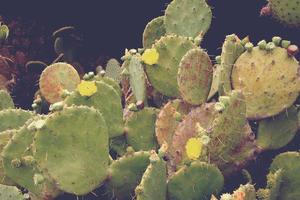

left=167, top=161, right=224, bottom=200
left=231, top=41, right=300, bottom=119
left=143, top=16, right=166, bottom=49
left=164, top=0, right=212, bottom=38
left=94, top=75, right=122, bottom=97
left=145, top=35, right=197, bottom=97
left=257, top=106, right=299, bottom=150
left=0, top=22, right=9, bottom=42
left=0, top=109, right=33, bottom=132
left=261, top=0, right=300, bottom=27
left=33, top=106, right=109, bottom=195
left=257, top=169, right=283, bottom=200
left=39, top=62, right=80, bottom=104
left=105, top=58, right=122, bottom=83
left=177, top=48, right=213, bottom=105
left=0, top=184, right=24, bottom=200
left=0, top=90, right=14, bottom=111
left=208, top=64, right=221, bottom=100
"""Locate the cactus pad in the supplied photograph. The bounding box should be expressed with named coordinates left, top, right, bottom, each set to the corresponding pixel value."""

left=257, top=106, right=299, bottom=150
left=208, top=64, right=221, bottom=100
left=177, top=48, right=213, bottom=105
left=107, top=151, right=150, bottom=200
left=110, top=135, right=128, bottom=157
left=167, top=161, right=224, bottom=200
left=0, top=90, right=14, bottom=111
left=257, top=169, right=283, bottom=200
left=33, top=106, right=109, bottom=195
left=125, top=108, right=158, bottom=151
left=220, top=184, right=256, bottom=200
left=145, top=35, right=196, bottom=97
left=0, top=109, right=33, bottom=132
left=0, top=184, right=24, bottom=200
left=232, top=46, right=300, bottom=119
left=143, top=16, right=166, bottom=49
left=105, top=58, right=122, bottom=83
left=39, top=62, right=80, bottom=104
left=135, top=152, right=167, bottom=200
left=65, top=81, right=123, bottom=138
left=164, top=0, right=212, bottom=38
left=94, top=75, right=122, bottom=97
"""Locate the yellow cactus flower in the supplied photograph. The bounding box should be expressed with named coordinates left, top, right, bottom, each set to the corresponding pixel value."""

left=185, top=137, right=203, bottom=160
left=141, top=48, right=159, bottom=65
left=77, top=80, right=97, bottom=97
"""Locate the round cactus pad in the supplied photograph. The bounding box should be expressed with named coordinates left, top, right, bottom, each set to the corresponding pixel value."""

left=0, top=109, right=33, bottom=132
left=164, top=0, right=212, bottom=38
left=39, top=62, right=80, bottom=104
left=143, top=16, right=166, bottom=49
left=232, top=47, right=300, bottom=119
left=145, top=35, right=197, bottom=97
left=33, top=106, right=109, bottom=195
left=0, top=90, right=14, bottom=111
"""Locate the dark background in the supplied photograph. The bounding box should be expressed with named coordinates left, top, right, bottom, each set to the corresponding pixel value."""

left=1, top=0, right=300, bottom=199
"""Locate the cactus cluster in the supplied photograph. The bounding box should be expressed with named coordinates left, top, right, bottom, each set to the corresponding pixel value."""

left=0, top=0, right=300, bottom=200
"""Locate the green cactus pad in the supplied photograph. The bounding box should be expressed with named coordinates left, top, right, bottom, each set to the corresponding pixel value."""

left=232, top=46, right=300, bottom=119
left=2, top=118, right=59, bottom=199
left=145, top=35, right=197, bottom=97
left=220, top=184, right=256, bottom=200
left=135, top=152, right=167, bottom=200
left=170, top=103, right=218, bottom=165
left=0, top=24, right=9, bottom=41
left=125, top=108, right=158, bottom=151
left=167, top=161, right=224, bottom=200
left=110, top=135, right=128, bottom=157
left=257, top=169, right=283, bottom=200
left=94, top=75, right=122, bottom=97
left=0, top=184, right=24, bottom=200
left=65, top=81, right=123, bottom=138
left=257, top=106, right=299, bottom=150
left=208, top=64, right=221, bottom=100
left=156, top=100, right=193, bottom=147
left=0, top=109, right=33, bottom=132
left=0, top=90, right=14, bottom=111
left=105, top=58, right=122, bottom=83
left=218, top=34, right=245, bottom=95
left=39, top=62, right=80, bottom=104
left=164, top=0, right=212, bottom=38
left=33, top=106, right=109, bottom=195
left=143, top=16, right=166, bottom=49
left=128, top=55, right=147, bottom=102
left=268, top=0, right=300, bottom=27
left=107, top=151, right=150, bottom=200
left=178, top=48, right=213, bottom=105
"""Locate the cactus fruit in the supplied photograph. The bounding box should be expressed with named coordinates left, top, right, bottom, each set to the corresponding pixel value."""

left=107, top=151, right=150, bottom=200
left=125, top=107, right=159, bottom=151
left=257, top=106, right=299, bottom=150
left=0, top=90, right=14, bottom=111
left=0, top=109, right=33, bottom=132
left=164, top=0, right=212, bottom=38
left=261, top=0, right=300, bottom=27
left=143, top=16, right=166, bottom=49
left=218, top=34, right=245, bottom=96
left=167, top=161, right=224, bottom=200
left=177, top=48, right=213, bottom=105
left=231, top=42, right=300, bottom=119
left=39, top=62, right=80, bottom=104
left=33, top=106, right=109, bottom=195
left=145, top=35, right=197, bottom=97
left=0, top=184, right=24, bottom=200
left=219, top=184, right=256, bottom=200
left=2, top=118, right=60, bottom=199
left=105, top=58, right=122, bottom=83
left=65, top=80, right=123, bottom=138
left=135, top=151, right=167, bottom=200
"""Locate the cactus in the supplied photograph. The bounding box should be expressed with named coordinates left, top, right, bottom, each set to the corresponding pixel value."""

left=143, top=16, right=166, bottom=49
left=39, top=62, right=81, bottom=104
left=164, top=0, right=212, bottom=38
left=110, top=135, right=128, bottom=157
left=208, top=64, right=221, bottom=100
left=145, top=35, right=197, bottom=97
left=125, top=107, right=158, bottom=151
left=257, top=169, right=283, bottom=200
left=0, top=109, right=33, bottom=132
left=219, top=184, right=256, bottom=200
left=0, top=56, right=17, bottom=92
left=261, top=0, right=300, bottom=27
left=64, top=80, right=123, bottom=138
left=33, top=106, right=109, bottom=195
left=167, top=161, right=224, bottom=200
left=0, top=90, right=14, bottom=111
left=257, top=106, right=299, bottom=150
left=105, top=58, right=122, bottom=83
left=0, top=22, right=9, bottom=43
left=177, top=48, right=213, bottom=105
left=0, top=184, right=24, bottom=200
left=231, top=40, right=300, bottom=119
left=94, top=75, right=122, bottom=97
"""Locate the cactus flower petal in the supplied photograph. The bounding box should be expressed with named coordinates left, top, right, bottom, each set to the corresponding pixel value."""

left=141, top=48, right=159, bottom=65
left=185, top=137, right=202, bottom=160
left=77, top=80, right=97, bottom=97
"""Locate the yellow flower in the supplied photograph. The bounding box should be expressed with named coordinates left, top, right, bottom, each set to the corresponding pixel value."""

left=77, top=80, right=97, bottom=97
left=185, top=137, right=203, bottom=160
left=141, top=48, right=159, bottom=65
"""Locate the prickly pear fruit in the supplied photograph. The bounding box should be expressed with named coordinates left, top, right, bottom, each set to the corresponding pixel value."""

left=164, top=0, right=212, bottom=38
left=0, top=90, right=14, bottom=111
left=167, top=161, right=224, bottom=200
left=39, top=62, right=80, bottom=104
left=143, top=16, right=166, bottom=49
left=33, top=106, right=109, bottom=195
left=231, top=43, right=300, bottom=119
